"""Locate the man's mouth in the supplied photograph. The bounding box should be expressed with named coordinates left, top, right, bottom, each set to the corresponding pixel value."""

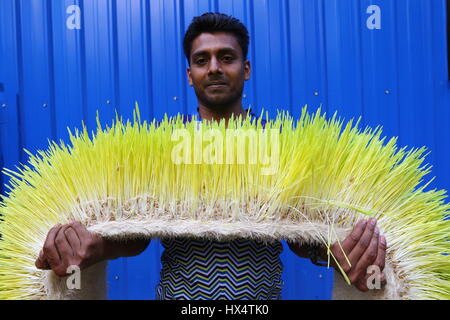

left=207, top=84, right=227, bottom=89
left=206, top=82, right=228, bottom=88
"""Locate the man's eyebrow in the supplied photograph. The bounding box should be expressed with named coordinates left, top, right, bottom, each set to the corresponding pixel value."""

left=191, top=47, right=238, bottom=58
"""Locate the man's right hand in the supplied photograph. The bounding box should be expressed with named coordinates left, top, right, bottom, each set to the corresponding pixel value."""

left=35, top=221, right=106, bottom=277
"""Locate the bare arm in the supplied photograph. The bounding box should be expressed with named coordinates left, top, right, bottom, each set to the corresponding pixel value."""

left=35, top=221, right=151, bottom=276
left=102, top=237, right=151, bottom=260
left=288, top=242, right=314, bottom=260
left=288, top=241, right=330, bottom=264
left=288, top=219, right=387, bottom=292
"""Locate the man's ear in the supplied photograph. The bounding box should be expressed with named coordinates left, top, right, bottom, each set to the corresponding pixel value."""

left=244, top=60, right=251, bottom=81
left=187, top=67, right=193, bottom=86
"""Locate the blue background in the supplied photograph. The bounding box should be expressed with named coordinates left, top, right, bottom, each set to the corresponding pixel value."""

left=0, top=0, right=449, bottom=299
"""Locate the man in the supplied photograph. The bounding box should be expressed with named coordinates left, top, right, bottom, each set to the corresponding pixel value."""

left=35, top=12, right=386, bottom=298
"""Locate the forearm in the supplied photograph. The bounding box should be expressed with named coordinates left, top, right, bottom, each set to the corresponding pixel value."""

left=287, top=241, right=310, bottom=259
left=102, top=238, right=151, bottom=260
left=288, top=242, right=330, bottom=265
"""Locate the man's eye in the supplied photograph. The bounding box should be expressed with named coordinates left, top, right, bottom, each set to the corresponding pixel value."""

left=196, top=58, right=207, bottom=65
left=222, top=56, right=234, bottom=62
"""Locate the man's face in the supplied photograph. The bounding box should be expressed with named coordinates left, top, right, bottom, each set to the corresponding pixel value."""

left=187, top=32, right=250, bottom=110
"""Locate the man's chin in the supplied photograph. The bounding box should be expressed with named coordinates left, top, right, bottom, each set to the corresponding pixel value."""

left=202, top=96, right=236, bottom=109
left=205, top=103, right=235, bottom=112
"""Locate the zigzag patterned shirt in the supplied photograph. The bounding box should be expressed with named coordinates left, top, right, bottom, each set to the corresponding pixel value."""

left=155, top=110, right=284, bottom=300
left=156, top=237, right=284, bottom=300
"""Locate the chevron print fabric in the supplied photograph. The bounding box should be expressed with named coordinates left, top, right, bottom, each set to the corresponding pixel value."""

left=156, top=238, right=284, bottom=300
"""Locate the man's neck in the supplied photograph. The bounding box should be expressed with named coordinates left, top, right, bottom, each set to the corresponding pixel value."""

left=198, top=102, right=246, bottom=122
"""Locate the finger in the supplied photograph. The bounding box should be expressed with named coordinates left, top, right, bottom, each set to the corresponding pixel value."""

left=358, top=269, right=385, bottom=291
left=35, top=250, right=51, bottom=270
left=380, top=272, right=386, bottom=285
left=356, top=277, right=369, bottom=292
left=38, top=249, right=45, bottom=264
left=374, top=240, right=387, bottom=289
left=375, top=271, right=386, bottom=288
left=55, top=224, right=75, bottom=259
left=348, top=218, right=377, bottom=268
left=69, top=221, right=91, bottom=247
left=42, top=224, right=63, bottom=267
left=64, top=227, right=81, bottom=253
left=342, top=219, right=368, bottom=251
left=373, top=235, right=387, bottom=272
left=332, top=220, right=367, bottom=272
left=348, top=226, right=379, bottom=284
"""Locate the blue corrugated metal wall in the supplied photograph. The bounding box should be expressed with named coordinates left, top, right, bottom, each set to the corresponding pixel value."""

left=0, top=0, right=448, bottom=300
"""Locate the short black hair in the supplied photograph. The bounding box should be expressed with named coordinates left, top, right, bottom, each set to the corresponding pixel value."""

left=183, top=12, right=249, bottom=64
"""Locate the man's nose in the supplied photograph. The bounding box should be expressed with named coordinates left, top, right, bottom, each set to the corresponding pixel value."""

left=208, top=56, right=222, bottom=74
